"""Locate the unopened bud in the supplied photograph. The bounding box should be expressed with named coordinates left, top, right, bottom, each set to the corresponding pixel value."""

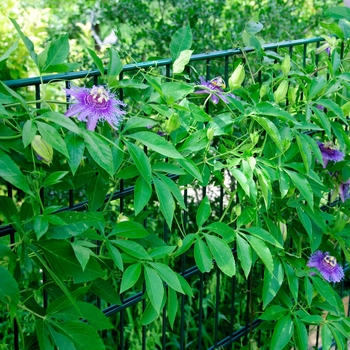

left=281, top=55, right=291, bottom=75
left=31, top=135, right=53, bottom=165
left=207, top=127, right=215, bottom=141
left=165, top=113, right=180, bottom=133
left=274, top=81, right=288, bottom=104
left=229, top=64, right=245, bottom=91
left=117, top=213, right=130, bottom=223
left=260, top=82, right=269, bottom=99
left=177, top=239, right=183, bottom=248
left=341, top=101, right=350, bottom=117
left=288, top=85, right=298, bottom=105
left=250, top=132, right=259, bottom=146
left=279, top=221, right=287, bottom=241
left=234, top=205, right=242, bottom=217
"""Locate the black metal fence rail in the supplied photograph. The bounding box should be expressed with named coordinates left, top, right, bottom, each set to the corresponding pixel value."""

left=1, top=36, right=349, bottom=350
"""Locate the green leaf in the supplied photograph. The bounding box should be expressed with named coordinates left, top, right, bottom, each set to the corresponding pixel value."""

left=10, top=18, right=38, bottom=66
left=22, top=120, right=37, bottom=148
left=134, top=176, right=152, bottom=215
left=150, top=262, right=184, bottom=294
left=311, top=276, right=340, bottom=312
left=174, top=233, right=196, bottom=257
left=304, top=276, right=313, bottom=307
left=260, top=305, right=288, bottom=321
left=316, top=98, right=347, bottom=125
left=203, top=222, right=236, bottom=242
left=112, top=239, right=152, bottom=260
left=283, top=262, right=298, bottom=301
left=236, top=233, right=252, bottom=278
left=293, top=317, right=308, bottom=350
left=39, top=112, right=82, bottom=135
left=71, top=241, right=93, bottom=271
left=65, top=132, right=85, bottom=175
left=0, top=244, right=17, bottom=274
left=0, top=40, right=18, bottom=64
left=284, top=169, right=314, bottom=208
left=122, top=116, right=158, bottom=133
left=196, top=196, right=211, bottom=228
left=110, top=221, right=149, bottom=239
left=176, top=158, right=203, bottom=182
left=309, top=76, right=326, bottom=99
left=270, top=315, right=294, bottom=350
left=0, top=265, right=19, bottom=308
left=169, top=25, right=192, bottom=61
left=244, top=227, right=283, bottom=248
left=255, top=102, right=297, bottom=123
left=87, top=48, right=105, bottom=77
left=253, top=116, right=283, bottom=151
left=173, top=49, right=193, bottom=74
left=125, top=141, right=152, bottom=187
left=0, top=149, right=32, bottom=194
left=162, top=82, right=194, bottom=101
left=44, top=34, right=69, bottom=71
left=245, top=235, right=274, bottom=274
left=295, top=132, right=312, bottom=174
left=39, top=240, right=105, bottom=283
left=43, top=171, right=69, bottom=187
left=36, top=320, right=54, bottom=350
left=48, top=323, right=76, bottom=350
left=107, top=47, right=123, bottom=86
left=153, top=175, right=175, bottom=228
left=120, top=263, right=142, bottom=293
left=325, top=6, right=350, bottom=20
left=0, top=196, right=18, bottom=222
left=230, top=168, right=250, bottom=197
left=83, top=131, right=114, bottom=176
left=311, top=106, right=332, bottom=140
left=51, top=321, right=106, bottom=350
left=167, top=288, right=178, bottom=329
left=128, top=131, right=183, bottom=159
left=86, top=173, right=109, bottom=211
left=194, top=238, right=212, bottom=273
left=205, top=234, right=236, bottom=277
left=144, top=265, right=164, bottom=314
left=155, top=173, right=186, bottom=210
left=37, top=121, right=69, bottom=158
left=321, top=323, right=333, bottom=350
left=262, top=258, right=284, bottom=308
left=106, top=243, right=124, bottom=271
left=34, top=215, right=49, bottom=240
left=90, top=278, right=121, bottom=305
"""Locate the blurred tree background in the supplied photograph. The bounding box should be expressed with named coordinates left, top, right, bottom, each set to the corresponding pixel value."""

left=0, top=0, right=343, bottom=80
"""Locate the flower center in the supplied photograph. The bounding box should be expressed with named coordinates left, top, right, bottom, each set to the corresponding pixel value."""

left=210, top=76, right=226, bottom=89
left=90, top=86, right=110, bottom=104
left=323, top=255, right=337, bottom=267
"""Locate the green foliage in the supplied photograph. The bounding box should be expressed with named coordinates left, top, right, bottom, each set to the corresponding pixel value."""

left=0, top=9, right=350, bottom=350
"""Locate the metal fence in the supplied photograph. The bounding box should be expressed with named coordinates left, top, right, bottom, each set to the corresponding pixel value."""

left=1, top=36, right=349, bottom=349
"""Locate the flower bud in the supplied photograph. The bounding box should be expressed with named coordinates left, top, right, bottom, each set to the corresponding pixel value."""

left=250, top=131, right=259, bottom=146
left=31, top=135, right=53, bottom=165
left=279, top=221, right=287, bottom=241
left=259, top=82, right=269, bottom=99
left=234, top=205, right=241, bottom=217
left=274, top=80, right=288, bottom=104
left=229, top=64, right=245, bottom=91
left=117, top=213, right=130, bottom=223
left=288, top=85, right=298, bottom=105
left=206, top=127, right=215, bottom=141
left=177, top=238, right=183, bottom=248
left=281, top=55, right=291, bottom=75
left=165, top=113, right=180, bottom=133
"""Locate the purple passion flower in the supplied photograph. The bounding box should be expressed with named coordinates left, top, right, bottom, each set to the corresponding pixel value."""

left=65, top=85, right=126, bottom=131
left=307, top=251, right=344, bottom=283
left=194, top=76, right=236, bottom=104
left=317, top=141, right=345, bottom=168
left=339, top=179, right=350, bottom=203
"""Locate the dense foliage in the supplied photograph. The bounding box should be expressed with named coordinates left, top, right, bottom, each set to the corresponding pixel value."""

left=0, top=4, right=350, bottom=350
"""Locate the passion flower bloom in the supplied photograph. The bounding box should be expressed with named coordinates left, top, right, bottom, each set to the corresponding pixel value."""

left=194, top=76, right=236, bottom=104
left=317, top=141, right=345, bottom=168
left=339, top=180, right=350, bottom=203
left=307, top=250, right=344, bottom=283
left=65, top=85, right=126, bottom=131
